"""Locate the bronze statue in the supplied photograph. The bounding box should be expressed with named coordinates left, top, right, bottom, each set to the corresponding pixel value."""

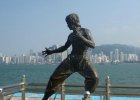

left=42, top=13, right=99, bottom=100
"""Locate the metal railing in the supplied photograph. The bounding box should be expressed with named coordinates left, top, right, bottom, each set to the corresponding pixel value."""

left=0, top=75, right=26, bottom=100
left=0, top=75, right=140, bottom=100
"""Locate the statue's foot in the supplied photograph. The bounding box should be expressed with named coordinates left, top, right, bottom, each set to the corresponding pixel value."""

left=84, top=91, right=90, bottom=98
left=82, top=91, right=91, bottom=100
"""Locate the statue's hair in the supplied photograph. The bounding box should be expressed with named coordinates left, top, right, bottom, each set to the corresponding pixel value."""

left=65, top=13, right=81, bottom=27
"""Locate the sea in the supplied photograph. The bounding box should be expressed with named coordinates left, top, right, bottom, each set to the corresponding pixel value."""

left=0, top=63, right=140, bottom=86
left=1, top=63, right=140, bottom=100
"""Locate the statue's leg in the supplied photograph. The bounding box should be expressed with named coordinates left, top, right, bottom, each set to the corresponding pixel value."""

left=79, top=59, right=99, bottom=93
left=42, top=58, right=72, bottom=100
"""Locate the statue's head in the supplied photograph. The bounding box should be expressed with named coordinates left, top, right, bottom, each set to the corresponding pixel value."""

left=65, top=13, right=81, bottom=30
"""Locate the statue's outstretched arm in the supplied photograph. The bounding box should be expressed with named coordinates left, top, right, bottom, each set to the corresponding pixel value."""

left=42, top=39, right=71, bottom=57
left=52, top=41, right=71, bottom=53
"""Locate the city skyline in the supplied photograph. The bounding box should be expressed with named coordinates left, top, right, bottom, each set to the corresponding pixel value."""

left=0, top=43, right=140, bottom=56
left=1, top=0, right=140, bottom=55
left=0, top=45, right=139, bottom=64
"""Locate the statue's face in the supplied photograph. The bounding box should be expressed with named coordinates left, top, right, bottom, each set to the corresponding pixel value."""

left=67, top=21, right=75, bottom=30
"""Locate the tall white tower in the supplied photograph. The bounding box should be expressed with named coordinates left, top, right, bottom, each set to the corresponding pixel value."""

left=110, top=51, right=113, bottom=62
left=115, top=49, right=119, bottom=61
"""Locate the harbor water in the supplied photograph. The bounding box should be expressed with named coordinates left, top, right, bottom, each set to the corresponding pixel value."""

left=1, top=63, right=140, bottom=100
left=0, top=63, right=140, bottom=86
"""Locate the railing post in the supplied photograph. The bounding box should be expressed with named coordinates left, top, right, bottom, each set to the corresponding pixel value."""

left=0, top=90, right=4, bottom=100
left=61, top=82, right=65, bottom=100
left=106, top=76, right=110, bottom=100
left=21, top=75, right=26, bottom=100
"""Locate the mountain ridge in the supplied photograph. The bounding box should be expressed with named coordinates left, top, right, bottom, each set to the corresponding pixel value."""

left=91, top=44, right=140, bottom=57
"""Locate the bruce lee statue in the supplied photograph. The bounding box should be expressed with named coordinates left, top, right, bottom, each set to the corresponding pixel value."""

left=42, top=13, right=99, bottom=100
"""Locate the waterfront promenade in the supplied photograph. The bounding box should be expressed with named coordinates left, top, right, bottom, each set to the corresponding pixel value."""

left=1, top=75, right=140, bottom=100
left=4, top=95, right=140, bottom=100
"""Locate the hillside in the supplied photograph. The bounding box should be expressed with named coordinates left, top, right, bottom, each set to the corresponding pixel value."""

left=91, top=44, right=140, bottom=57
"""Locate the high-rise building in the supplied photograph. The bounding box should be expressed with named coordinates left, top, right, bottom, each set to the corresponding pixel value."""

left=128, top=54, right=139, bottom=62
left=120, top=52, right=124, bottom=62
left=124, top=54, right=128, bottom=62
left=11, top=55, right=18, bottom=64
left=5, top=56, right=11, bottom=64
left=61, top=50, right=67, bottom=61
left=29, top=49, right=34, bottom=56
left=110, top=51, right=113, bottom=62
left=114, top=49, right=119, bottom=61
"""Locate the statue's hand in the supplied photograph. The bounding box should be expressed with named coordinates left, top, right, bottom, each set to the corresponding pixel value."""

left=42, top=48, right=53, bottom=57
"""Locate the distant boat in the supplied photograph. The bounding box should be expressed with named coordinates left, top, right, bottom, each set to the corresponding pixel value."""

left=111, top=60, right=120, bottom=64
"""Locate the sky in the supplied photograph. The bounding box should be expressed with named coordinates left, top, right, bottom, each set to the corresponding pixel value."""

left=1, top=0, right=140, bottom=55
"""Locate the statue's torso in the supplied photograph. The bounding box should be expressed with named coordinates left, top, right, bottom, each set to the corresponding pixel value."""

left=68, top=29, right=89, bottom=55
